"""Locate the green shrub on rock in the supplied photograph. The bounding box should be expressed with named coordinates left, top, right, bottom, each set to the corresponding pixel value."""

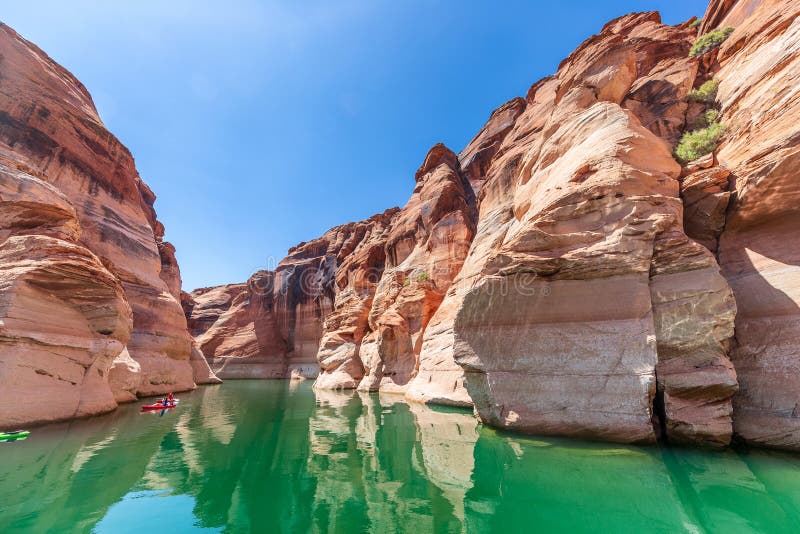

left=690, top=109, right=721, bottom=130
left=675, top=121, right=727, bottom=163
left=687, top=79, right=720, bottom=103
left=689, top=18, right=703, bottom=29
left=689, top=27, right=734, bottom=57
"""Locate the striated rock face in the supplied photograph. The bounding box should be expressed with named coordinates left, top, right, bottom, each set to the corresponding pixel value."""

left=0, top=23, right=210, bottom=427
left=313, top=211, right=397, bottom=388
left=680, top=158, right=732, bottom=253
left=185, top=211, right=399, bottom=382
left=183, top=272, right=286, bottom=379
left=356, top=144, right=475, bottom=395
left=277, top=210, right=399, bottom=381
left=0, top=160, right=133, bottom=423
left=708, top=0, right=800, bottom=450
left=184, top=0, right=799, bottom=450
left=187, top=142, right=477, bottom=403
left=445, top=13, right=736, bottom=446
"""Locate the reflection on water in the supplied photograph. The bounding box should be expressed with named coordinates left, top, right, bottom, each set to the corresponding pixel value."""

left=1, top=381, right=800, bottom=533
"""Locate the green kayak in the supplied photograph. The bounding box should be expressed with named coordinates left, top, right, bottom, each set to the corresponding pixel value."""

left=0, top=430, right=30, bottom=442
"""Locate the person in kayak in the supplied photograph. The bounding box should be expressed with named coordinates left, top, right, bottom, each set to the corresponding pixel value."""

left=167, top=393, right=174, bottom=405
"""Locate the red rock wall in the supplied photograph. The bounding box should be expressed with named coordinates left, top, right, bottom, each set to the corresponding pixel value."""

left=447, top=13, right=741, bottom=447
left=707, top=0, right=800, bottom=449
left=184, top=0, right=799, bottom=450
left=183, top=273, right=287, bottom=379
left=185, top=210, right=399, bottom=381
left=355, top=144, right=475, bottom=397
left=0, top=24, right=215, bottom=427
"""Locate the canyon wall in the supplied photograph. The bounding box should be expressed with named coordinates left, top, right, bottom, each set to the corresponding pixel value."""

left=184, top=145, right=477, bottom=404
left=0, top=23, right=217, bottom=428
left=187, top=0, right=799, bottom=450
left=709, top=0, right=800, bottom=449
left=451, top=12, right=738, bottom=447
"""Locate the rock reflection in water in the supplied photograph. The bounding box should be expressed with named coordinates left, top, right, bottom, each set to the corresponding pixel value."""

left=2, top=381, right=800, bottom=533
left=307, top=388, right=478, bottom=532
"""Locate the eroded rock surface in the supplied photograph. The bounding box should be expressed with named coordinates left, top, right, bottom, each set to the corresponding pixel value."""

left=183, top=0, right=799, bottom=450
left=186, top=211, right=399, bottom=382
left=443, top=13, right=737, bottom=446
left=183, top=273, right=287, bottom=379
left=0, top=23, right=208, bottom=427
left=709, top=0, right=800, bottom=450
left=357, top=144, right=475, bottom=396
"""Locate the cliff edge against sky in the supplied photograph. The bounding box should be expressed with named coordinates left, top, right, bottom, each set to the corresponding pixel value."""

left=0, top=22, right=219, bottom=428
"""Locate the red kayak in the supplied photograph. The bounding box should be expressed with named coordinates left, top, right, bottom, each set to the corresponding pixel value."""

left=141, top=399, right=179, bottom=411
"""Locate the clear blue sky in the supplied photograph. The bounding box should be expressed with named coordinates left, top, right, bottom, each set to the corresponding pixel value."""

left=3, top=0, right=706, bottom=290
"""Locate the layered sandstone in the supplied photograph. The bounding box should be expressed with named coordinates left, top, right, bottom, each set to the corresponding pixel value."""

left=183, top=272, right=286, bottom=379
left=438, top=14, right=735, bottom=447
left=187, top=143, right=477, bottom=402
left=185, top=210, right=399, bottom=381
left=355, top=144, right=475, bottom=395
left=0, top=23, right=214, bottom=427
left=708, top=0, right=800, bottom=450
left=184, top=0, right=798, bottom=450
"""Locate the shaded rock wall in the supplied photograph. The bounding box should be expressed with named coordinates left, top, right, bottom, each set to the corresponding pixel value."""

left=183, top=272, right=287, bottom=379
left=185, top=210, right=399, bottom=381
left=708, top=0, right=800, bottom=449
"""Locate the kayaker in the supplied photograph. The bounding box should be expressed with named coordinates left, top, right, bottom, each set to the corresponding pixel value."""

left=167, top=392, right=174, bottom=404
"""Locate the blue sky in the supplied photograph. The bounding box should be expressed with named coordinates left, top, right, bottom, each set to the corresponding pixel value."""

left=3, top=0, right=706, bottom=290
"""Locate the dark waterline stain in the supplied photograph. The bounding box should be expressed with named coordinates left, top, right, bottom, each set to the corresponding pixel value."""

left=1, top=380, right=799, bottom=533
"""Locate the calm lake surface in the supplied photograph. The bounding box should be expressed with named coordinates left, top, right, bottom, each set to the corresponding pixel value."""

left=1, top=380, right=800, bottom=533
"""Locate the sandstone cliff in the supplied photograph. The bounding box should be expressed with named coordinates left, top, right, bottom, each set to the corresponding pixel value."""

left=186, top=0, right=799, bottom=450
left=184, top=143, right=477, bottom=403
left=0, top=23, right=217, bottom=428
left=185, top=209, right=400, bottom=381
left=708, top=0, right=800, bottom=450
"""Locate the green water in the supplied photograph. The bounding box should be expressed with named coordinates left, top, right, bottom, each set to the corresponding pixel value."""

left=2, top=381, right=800, bottom=533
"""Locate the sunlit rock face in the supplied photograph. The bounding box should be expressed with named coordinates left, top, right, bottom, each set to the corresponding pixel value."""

left=186, top=144, right=477, bottom=402
left=0, top=23, right=205, bottom=427
left=278, top=210, right=399, bottom=382
left=185, top=211, right=399, bottom=382
left=184, top=0, right=799, bottom=450
left=448, top=13, right=737, bottom=447
left=358, top=144, right=475, bottom=396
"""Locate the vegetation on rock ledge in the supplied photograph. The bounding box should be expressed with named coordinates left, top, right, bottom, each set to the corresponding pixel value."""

left=687, top=79, right=720, bottom=103
left=675, top=121, right=727, bottom=163
left=690, top=109, right=721, bottom=130
left=690, top=27, right=734, bottom=57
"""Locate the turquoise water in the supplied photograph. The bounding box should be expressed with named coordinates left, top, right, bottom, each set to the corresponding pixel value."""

left=1, top=380, right=800, bottom=533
